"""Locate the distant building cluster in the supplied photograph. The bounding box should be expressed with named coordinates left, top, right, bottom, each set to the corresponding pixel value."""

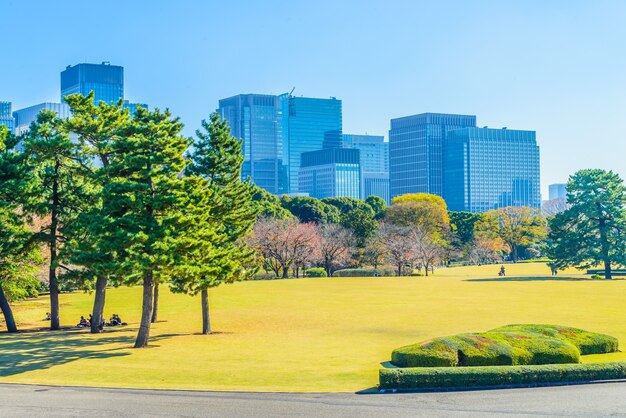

left=1, top=62, right=544, bottom=211
left=1, top=62, right=147, bottom=139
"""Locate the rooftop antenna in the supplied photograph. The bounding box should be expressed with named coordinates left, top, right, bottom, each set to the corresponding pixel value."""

left=289, top=87, right=295, bottom=97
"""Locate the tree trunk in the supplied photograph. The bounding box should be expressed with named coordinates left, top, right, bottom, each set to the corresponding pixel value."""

left=424, top=263, right=429, bottom=276
left=0, top=282, right=17, bottom=333
left=49, top=265, right=60, bottom=330
left=397, top=264, right=402, bottom=277
left=604, top=259, right=612, bottom=280
left=151, top=283, right=159, bottom=323
left=201, top=288, right=211, bottom=335
left=282, top=264, right=289, bottom=278
left=49, top=170, right=60, bottom=331
left=90, top=275, right=107, bottom=333
left=134, top=272, right=154, bottom=348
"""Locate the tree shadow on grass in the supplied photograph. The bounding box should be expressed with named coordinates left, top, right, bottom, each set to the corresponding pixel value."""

left=464, top=276, right=614, bottom=282
left=0, top=328, right=171, bottom=378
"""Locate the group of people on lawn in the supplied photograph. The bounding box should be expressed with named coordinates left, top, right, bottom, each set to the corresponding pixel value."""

left=76, top=313, right=125, bottom=328
left=42, top=312, right=126, bottom=329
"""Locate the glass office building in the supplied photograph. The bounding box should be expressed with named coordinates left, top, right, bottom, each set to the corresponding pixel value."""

left=61, top=62, right=124, bottom=104
left=343, top=134, right=389, bottom=202
left=0, top=102, right=14, bottom=133
left=299, top=148, right=360, bottom=199
left=443, top=127, right=540, bottom=212
left=286, top=96, right=342, bottom=193
left=389, top=113, right=476, bottom=199
left=13, top=103, right=71, bottom=135
left=218, top=94, right=287, bottom=194
left=548, top=183, right=566, bottom=200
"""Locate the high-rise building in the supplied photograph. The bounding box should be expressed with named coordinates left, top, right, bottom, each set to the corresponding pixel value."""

left=218, top=94, right=287, bottom=194
left=286, top=96, right=342, bottom=193
left=343, top=134, right=389, bottom=202
left=13, top=103, right=71, bottom=135
left=0, top=102, right=15, bottom=133
left=61, top=62, right=124, bottom=104
left=218, top=93, right=342, bottom=194
left=298, top=148, right=360, bottom=199
left=443, top=127, right=540, bottom=212
left=389, top=113, right=476, bottom=199
left=548, top=183, right=566, bottom=200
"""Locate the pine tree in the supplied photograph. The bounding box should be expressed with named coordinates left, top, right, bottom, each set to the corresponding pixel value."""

left=171, top=112, right=257, bottom=334
left=102, top=107, right=190, bottom=347
left=63, top=92, right=130, bottom=333
left=21, top=111, right=90, bottom=330
left=0, top=127, right=41, bottom=332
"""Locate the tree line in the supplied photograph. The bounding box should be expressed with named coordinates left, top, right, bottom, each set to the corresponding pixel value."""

left=0, top=94, right=256, bottom=346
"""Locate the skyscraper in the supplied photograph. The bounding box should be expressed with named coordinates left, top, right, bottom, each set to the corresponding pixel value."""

left=443, top=127, right=540, bottom=212
left=286, top=96, right=342, bottom=193
left=61, top=62, right=124, bottom=104
left=219, top=93, right=342, bottom=194
left=218, top=94, right=287, bottom=194
left=343, top=134, right=389, bottom=202
left=298, top=148, right=360, bottom=199
left=13, top=103, right=71, bottom=135
left=0, top=102, right=14, bottom=133
left=548, top=183, right=566, bottom=200
left=389, top=113, right=476, bottom=199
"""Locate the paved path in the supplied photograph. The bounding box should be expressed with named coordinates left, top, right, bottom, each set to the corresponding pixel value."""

left=1, top=382, right=626, bottom=417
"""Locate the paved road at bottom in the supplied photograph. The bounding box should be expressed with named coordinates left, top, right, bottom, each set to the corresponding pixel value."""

left=0, top=382, right=626, bottom=417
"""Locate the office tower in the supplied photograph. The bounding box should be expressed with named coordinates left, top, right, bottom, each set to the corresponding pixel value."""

left=13, top=103, right=71, bottom=135
left=548, top=183, right=566, bottom=200
left=298, top=148, right=360, bottom=199
left=443, top=127, right=540, bottom=212
left=389, top=113, right=476, bottom=199
left=61, top=62, right=124, bottom=104
left=218, top=94, right=287, bottom=194
left=286, top=96, right=342, bottom=193
left=343, top=134, right=389, bottom=202
left=218, top=93, right=342, bottom=194
left=0, top=102, right=14, bottom=133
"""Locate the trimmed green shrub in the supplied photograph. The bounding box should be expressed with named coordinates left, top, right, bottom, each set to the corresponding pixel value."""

left=379, top=362, right=626, bottom=390
left=391, top=324, right=618, bottom=368
left=333, top=267, right=395, bottom=277
left=305, top=267, right=327, bottom=277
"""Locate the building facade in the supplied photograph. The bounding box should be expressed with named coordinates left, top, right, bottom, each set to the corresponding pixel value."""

left=389, top=113, right=476, bottom=199
left=13, top=102, right=71, bottom=135
left=298, top=148, right=360, bottom=199
left=286, top=96, right=342, bottom=193
left=443, top=127, right=541, bottom=212
left=218, top=94, right=287, bottom=194
left=61, top=62, right=124, bottom=104
left=218, top=93, right=342, bottom=194
left=0, top=102, right=14, bottom=133
left=548, top=183, right=566, bottom=200
left=343, top=133, right=389, bottom=202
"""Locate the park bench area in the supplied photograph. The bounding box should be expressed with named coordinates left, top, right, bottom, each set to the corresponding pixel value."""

left=586, top=269, right=626, bottom=276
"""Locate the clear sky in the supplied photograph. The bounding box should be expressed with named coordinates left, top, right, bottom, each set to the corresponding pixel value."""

left=2, top=0, right=625, bottom=198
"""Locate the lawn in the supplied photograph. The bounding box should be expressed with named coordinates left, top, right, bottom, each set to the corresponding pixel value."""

left=1, top=262, right=625, bottom=392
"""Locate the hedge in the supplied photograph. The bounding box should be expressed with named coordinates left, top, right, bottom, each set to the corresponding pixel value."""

left=305, top=267, right=327, bottom=277
left=391, top=324, right=618, bottom=368
left=379, top=362, right=626, bottom=390
left=333, top=267, right=396, bottom=277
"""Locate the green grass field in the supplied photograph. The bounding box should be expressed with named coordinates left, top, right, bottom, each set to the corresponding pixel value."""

left=1, top=262, right=625, bottom=392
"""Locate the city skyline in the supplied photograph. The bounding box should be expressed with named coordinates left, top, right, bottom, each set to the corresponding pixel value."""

left=2, top=1, right=625, bottom=198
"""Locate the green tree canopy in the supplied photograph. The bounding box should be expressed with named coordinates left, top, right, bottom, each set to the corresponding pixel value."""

left=547, top=169, right=626, bottom=279
left=385, top=199, right=450, bottom=240
left=251, top=186, right=293, bottom=219
left=475, top=206, right=547, bottom=262
left=365, top=195, right=387, bottom=220
left=281, top=195, right=340, bottom=223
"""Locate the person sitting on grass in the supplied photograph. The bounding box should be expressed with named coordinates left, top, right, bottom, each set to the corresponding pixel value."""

left=77, top=316, right=90, bottom=328
left=499, top=265, right=506, bottom=276
left=44, top=312, right=51, bottom=321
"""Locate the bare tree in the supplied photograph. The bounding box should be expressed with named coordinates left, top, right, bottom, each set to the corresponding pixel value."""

left=411, top=226, right=444, bottom=276
left=316, top=224, right=354, bottom=276
left=248, top=217, right=318, bottom=278
left=378, top=223, right=416, bottom=276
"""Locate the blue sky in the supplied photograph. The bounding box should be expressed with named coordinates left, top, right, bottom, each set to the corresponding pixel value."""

left=2, top=0, right=625, bottom=198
